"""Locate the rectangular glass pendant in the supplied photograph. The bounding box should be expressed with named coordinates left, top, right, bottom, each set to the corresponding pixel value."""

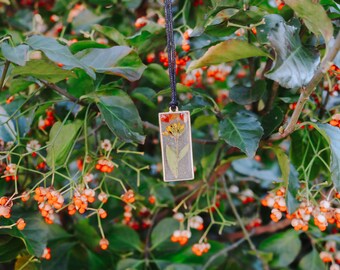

left=159, top=110, right=194, bottom=182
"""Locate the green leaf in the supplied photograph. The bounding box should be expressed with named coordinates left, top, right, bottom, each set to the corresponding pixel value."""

left=165, top=265, right=194, bottom=270
left=131, top=87, right=157, bottom=109
left=272, top=146, right=300, bottom=213
left=261, top=106, right=284, bottom=137
left=72, top=9, right=107, bottom=33
left=143, top=63, right=170, bottom=88
left=0, top=105, right=16, bottom=141
left=8, top=78, right=34, bottom=94
left=96, top=89, right=145, bottom=144
left=0, top=236, right=25, bottom=262
left=1, top=42, right=28, bottom=66
left=316, top=124, right=340, bottom=190
left=69, top=41, right=108, bottom=54
left=284, top=0, right=333, bottom=43
left=11, top=59, right=76, bottom=83
left=187, top=39, right=270, bottom=72
left=93, top=24, right=127, bottom=45
left=298, top=248, right=326, bottom=270
left=46, top=120, right=83, bottom=167
left=290, top=129, right=330, bottom=180
left=260, top=230, right=301, bottom=267
left=67, top=69, right=94, bottom=98
left=77, top=46, right=146, bottom=81
left=26, top=35, right=95, bottom=79
left=229, top=80, right=266, bottom=105
left=117, top=259, right=143, bottom=270
left=74, top=219, right=101, bottom=250
left=219, top=111, right=263, bottom=158
left=166, top=144, right=178, bottom=178
left=151, top=218, right=179, bottom=250
left=193, top=115, right=217, bottom=129
left=14, top=255, right=38, bottom=270
left=258, top=15, right=320, bottom=89
left=107, top=224, right=142, bottom=252
left=153, top=185, right=175, bottom=205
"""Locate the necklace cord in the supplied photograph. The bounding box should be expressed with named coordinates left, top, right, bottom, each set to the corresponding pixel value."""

left=164, top=0, right=178, bottom=111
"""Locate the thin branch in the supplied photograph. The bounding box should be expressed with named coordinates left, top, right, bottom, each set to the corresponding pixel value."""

left=280, top=32, right=340, bottom=138
left=0, top=60, right=10, bottom=91
left=262, top=81, right=279, bottom=115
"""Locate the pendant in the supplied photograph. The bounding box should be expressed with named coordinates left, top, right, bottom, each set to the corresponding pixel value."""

left=159, top=109, right=194, bottom=182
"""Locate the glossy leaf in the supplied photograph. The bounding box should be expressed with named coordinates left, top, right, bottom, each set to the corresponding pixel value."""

left=316, top=124, right=340, bottom=190
left=11, top=59, right=76, bottom=83
left=46, top=120, right=83, bottom=167
left=130, top=87, right=157, bottom=108
left=8, top=78, right=34, bottom=94
left=285, top=0, right=333, bottom=43
left=188, top=39, right=270, bottom=72
left=229, top=80, right=266, bottom=105
left=261, top=106, right=284, bottom=137
left=151, top=218, right=179, bottom=250
left=107, top=224, right=142, bottom=252
left=77, top=46, right=146, bottom=81
left=26, top=35, right=95, bottom=78
left=93, top=24, right=127, bottom=45
left=1, top=42, right=28, bottom=66
left=96, top=89, right=145, bottom=144
left=219, top=111, right=264, bottom=157
left=260, top=230, right=301, bottom=267
left=143, top=63, right=170, bottom=88
left=258, top=15, right=320, bottom=89
left=298, top=248, right=326, bottom=270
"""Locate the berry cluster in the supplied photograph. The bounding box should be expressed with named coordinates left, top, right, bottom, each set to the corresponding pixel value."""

left=192, top=242, right=211, bottom=256
left=170, top=230, right=192, bottom=245
left=330, top=114, right=340, bottom=128
left=38, top=108, right=56, bottom=130
left=320, top=241, right=340, bottom=270
left=34, top=187, right=65, bottom=224
left=68, top=188, right=96, bottom=215
left=95, top=158, right=115, bottom=173
left=0, top=196, right=12, bottom=218
left=3, top=163, right=17, bottom=182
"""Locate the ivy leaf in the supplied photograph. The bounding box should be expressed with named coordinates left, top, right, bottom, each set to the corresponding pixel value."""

left=258, top=15, right=320, bottom=89
left=166, top=145, right=178, bottom=178
left=46, top=120, right=83, bottom=167
left=26, top=35, right=95, bottom=79
left=260, top=230, right=301, bottom=267
left=11, top=60, right=76, bottom=83
left=284, top=0, right=333, bottom=43
left=0, top=42, right=28, bottom=66
left=219, top=111, right=263, bottom=158
left=316, top=124, right=340, bottom=190
left=77, top=46, right=146, bottom=81
left=229, top=80, right=266, bottom=105
left=96, top=88, right=145, bottom=144
left=187, top=39, right=270, bottom=72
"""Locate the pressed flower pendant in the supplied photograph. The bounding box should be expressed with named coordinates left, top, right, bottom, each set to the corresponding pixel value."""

left=159, top=110, right=194, bottom=182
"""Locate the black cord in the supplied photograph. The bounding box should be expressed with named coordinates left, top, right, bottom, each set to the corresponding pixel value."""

left=164, top=0, right=178, bottom=111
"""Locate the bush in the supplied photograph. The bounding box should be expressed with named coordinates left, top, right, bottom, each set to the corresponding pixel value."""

left=0, top=0, right=339, bottom=269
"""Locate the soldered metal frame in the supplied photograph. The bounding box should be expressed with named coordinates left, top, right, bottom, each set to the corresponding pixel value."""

left=159, top=110, right=194, bottom=182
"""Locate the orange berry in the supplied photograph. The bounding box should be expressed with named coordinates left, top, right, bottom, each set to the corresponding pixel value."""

left=99, top=208, right=107, bottom=219
left=330, top=120, right=338, bottom=126
left=16, top=218, right=26, bottom=230
left=99, top=238, right=109, bottom=250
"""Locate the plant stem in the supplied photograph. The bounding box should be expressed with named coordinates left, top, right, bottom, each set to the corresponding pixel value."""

left=0, top=60, right=10, bottom=91
left=280, top=32, right=340, bottom=138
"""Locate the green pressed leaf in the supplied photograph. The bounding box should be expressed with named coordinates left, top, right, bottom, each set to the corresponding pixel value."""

left=93, top=24, right=127, bottom=45
left=77, top=46, right=146, bottom=81
left=179, top=144, right=189, bottom=161
left=284, top=0, right=333, bottom=43
left=46, top=120, right=83, bottom=167
left=316, top=124, right=340, bottom=190
left=107, top=224, right=142, bottom=252
left=96, top=89, right=145, bottom=144
left=229, top=80, right=266, bottom=105
left=298, top=248, right=326, bottom=270
left=151, top=218, right=179, bottom=250
left=258, top=15, right=320, bottom=89
left=166, top=144, right=178, bottom=178
left=187, top=39, right=270, bottom=71
left=219, top=111, right=263, bottom=158
left=260, top=230, right=301, bottom=267
left=8, top=78, right=34, bottom=94
left=272, top=146, right=300, bottom=213
left=143, top=63, right=170, bottom=88
left=1, top=42, right=28, bottom=66
left=11, top=59, right=76, bottom=83
left=26, top=35, right=95, bottom=78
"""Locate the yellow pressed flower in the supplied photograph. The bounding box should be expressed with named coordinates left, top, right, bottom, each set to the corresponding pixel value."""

left=162, top=122, right=185, bottom=138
